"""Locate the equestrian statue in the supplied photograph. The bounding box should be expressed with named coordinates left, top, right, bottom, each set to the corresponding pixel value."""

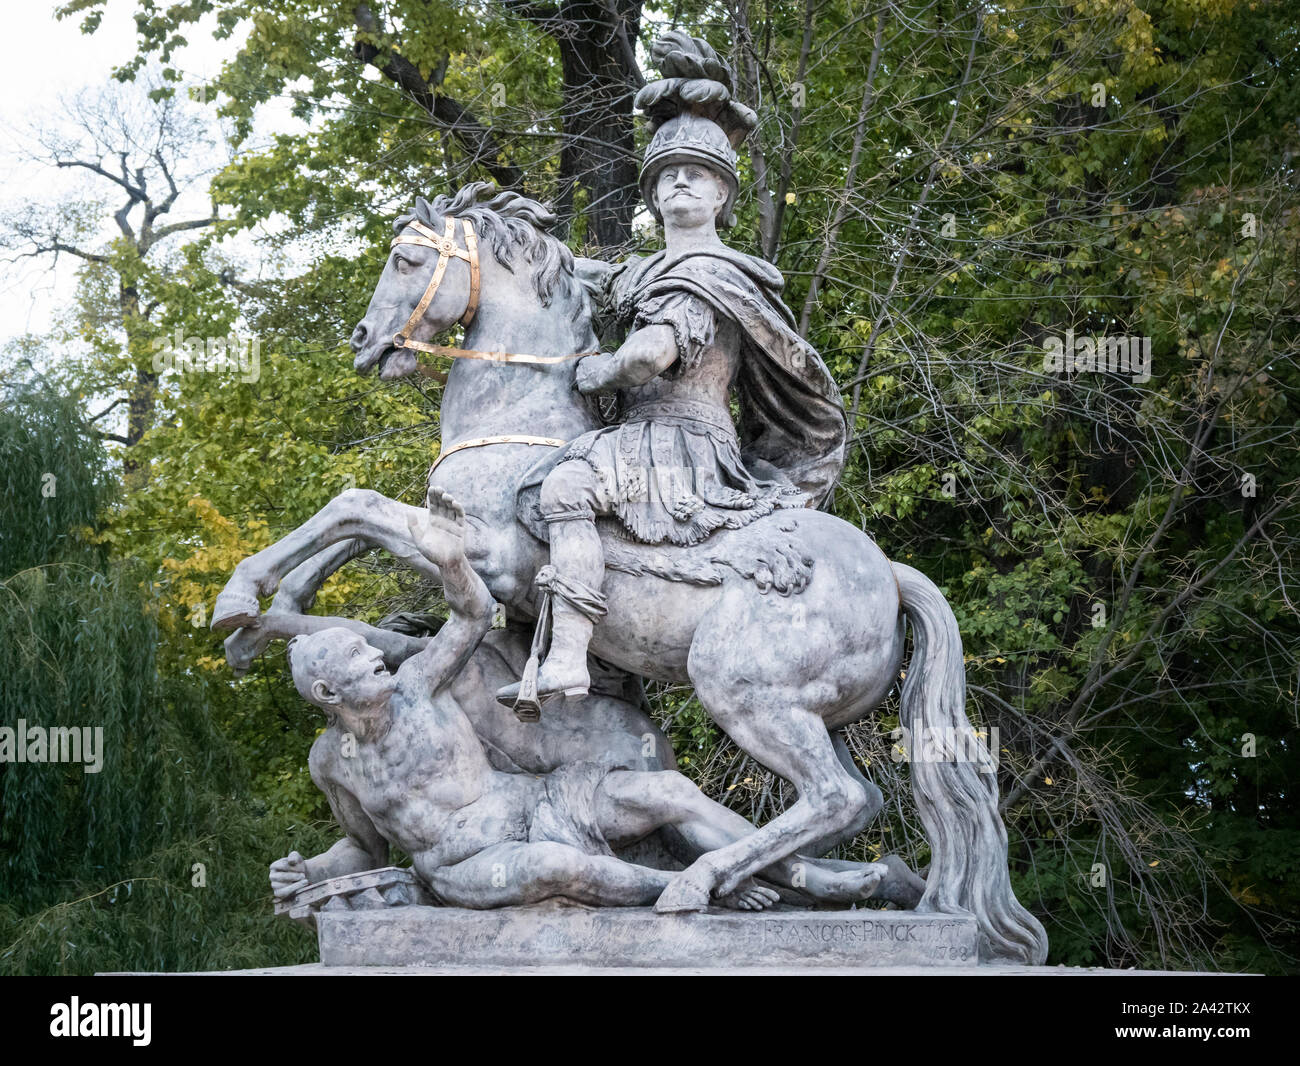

left=213, top=31, right=1048, bottom=966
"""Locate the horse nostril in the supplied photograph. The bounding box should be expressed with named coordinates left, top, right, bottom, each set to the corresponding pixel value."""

left=350, top=323, right=369, bottom=352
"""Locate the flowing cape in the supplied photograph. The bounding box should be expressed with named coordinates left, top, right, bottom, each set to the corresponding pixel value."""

left=608, top=248, right=847, bottom=507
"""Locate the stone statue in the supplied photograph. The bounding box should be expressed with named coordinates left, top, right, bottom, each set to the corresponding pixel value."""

left=269, top=490, right=895, bottom=912
left=497, top=33, right=846, bottom=705
left=213, top=31, right=1049, bottom=966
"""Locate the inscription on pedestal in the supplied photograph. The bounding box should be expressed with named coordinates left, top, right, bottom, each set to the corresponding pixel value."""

left=319, top=905, right=981, bottom=968
left=750, top=916, right=975, bottom=964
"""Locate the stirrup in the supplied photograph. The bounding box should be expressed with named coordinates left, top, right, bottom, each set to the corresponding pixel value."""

left=495, top=675, right=587, bottom=721
left=497, top=655, right=542, bottom=722
left=503, top=565, right=607, bottom=723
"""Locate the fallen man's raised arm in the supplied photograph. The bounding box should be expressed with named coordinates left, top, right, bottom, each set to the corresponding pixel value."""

left=400, top=490, right=495, bottom=695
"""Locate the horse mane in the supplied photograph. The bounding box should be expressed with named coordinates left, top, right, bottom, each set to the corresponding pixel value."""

left=395, top=181, right=579, bottom=309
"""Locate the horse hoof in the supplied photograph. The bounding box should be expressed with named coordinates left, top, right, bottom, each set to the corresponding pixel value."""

left=212, top=588, right=261, bottom=631
left=654, top=891, right=708, bottom=915
left=225, top=626, right=272, bottom=673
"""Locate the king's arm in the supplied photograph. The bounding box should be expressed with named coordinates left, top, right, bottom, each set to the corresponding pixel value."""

left=575, top=285, right=716, bottom=394
left=577, top=323, right=679, bottom=393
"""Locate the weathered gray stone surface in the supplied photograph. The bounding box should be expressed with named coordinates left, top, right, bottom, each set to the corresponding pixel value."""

left=317, top=904, right=980, bottom=969
left=211, top=28, right=1051, bottom=969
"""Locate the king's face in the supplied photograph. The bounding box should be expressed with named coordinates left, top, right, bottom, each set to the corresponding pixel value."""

left=655, top=164, right=727, bottom=228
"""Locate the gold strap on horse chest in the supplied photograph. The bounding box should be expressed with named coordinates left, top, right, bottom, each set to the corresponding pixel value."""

left=406, top=341, right=599, bottom=366
left=390, top=213, right=599, bottom=368
left=429, top=434, right=567, bottom=473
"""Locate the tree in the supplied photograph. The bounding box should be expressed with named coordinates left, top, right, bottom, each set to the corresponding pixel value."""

left=1, top=74, right=221, bottom=475
left=37, top=0, right=1300, bottom=971
left=0, top=379, right=330, bottom=975
left=61, top=0, right=646, bottom=249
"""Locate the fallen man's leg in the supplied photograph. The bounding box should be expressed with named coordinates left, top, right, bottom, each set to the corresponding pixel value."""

left=593, top=770, right=890, bottom=907
left=423, top=840, right=777, bottom=910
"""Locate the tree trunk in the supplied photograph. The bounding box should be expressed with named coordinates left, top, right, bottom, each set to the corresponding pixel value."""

left=551, top=0, right=643, bottom=250
left=119, top=280, right=157, bottom=480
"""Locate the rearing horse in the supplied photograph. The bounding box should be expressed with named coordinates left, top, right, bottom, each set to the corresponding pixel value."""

left=213, top=183, right=1047, bottom=965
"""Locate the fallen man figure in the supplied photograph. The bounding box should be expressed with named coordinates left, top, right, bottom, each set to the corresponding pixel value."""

left=270, top=490, right=897, bottom=912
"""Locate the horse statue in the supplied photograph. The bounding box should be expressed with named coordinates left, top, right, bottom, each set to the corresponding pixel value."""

left=212, top=181, right=1047, bottom=965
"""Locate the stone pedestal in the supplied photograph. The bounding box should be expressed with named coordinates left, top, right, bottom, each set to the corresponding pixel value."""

left=318, top=903, right=980, bottom=968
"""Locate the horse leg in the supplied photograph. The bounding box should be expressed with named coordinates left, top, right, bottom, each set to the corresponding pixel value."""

left=793, top=733, right=926, bottom=908
left=225, top=609, right=428, bottom=675
left=224, top=538, right=372, bottom=672
left=272, top=538, right=371, bottom=614
left=798, top=733, right=883, bottom=855
left=212, top=490, right=439, bottom=630
left=655, top=695, right=871, bottom=912
left=597, top=770, right=883, bottom=907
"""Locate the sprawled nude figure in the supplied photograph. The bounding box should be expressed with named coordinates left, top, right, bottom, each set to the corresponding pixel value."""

left=269, top=491, right=889, bottom=911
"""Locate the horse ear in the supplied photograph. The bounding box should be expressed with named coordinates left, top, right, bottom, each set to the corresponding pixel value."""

left=414, top=195, right=432, bottom=221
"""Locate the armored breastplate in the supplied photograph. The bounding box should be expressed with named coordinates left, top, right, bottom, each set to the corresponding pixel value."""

left=621, top=315, right=740, bottom=424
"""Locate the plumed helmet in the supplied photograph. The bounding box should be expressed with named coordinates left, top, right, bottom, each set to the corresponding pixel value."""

left=640, top=113, right=740, bottom=226
left=635, top=31, right=757, bottom=229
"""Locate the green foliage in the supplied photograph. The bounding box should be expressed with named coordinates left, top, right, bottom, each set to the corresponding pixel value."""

left=0, top=384, right=108, bottom=577
left=30, top=0, right=1300, bottom=972
left=0, top=384, right=325, bottom=974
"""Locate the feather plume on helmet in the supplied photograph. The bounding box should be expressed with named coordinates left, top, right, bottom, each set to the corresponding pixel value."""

left=636, top=32, right=758, bottom=228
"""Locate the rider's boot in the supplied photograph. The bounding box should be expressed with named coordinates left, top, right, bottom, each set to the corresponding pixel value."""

left=533, top=599, right=597, bottom=699
left=497, top=515, right=605, bottom=706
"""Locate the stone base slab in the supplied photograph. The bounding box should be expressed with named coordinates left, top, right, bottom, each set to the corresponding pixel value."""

left=317, top=904, right=980, bottom=969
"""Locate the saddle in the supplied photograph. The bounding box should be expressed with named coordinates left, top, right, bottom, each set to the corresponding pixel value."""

left=514, top=447, right=815, bottom=596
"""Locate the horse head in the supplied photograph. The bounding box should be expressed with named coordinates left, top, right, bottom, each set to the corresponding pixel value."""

left=350, top=181, right=592, bottom=381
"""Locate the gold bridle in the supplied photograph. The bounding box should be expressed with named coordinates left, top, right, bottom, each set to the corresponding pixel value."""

left=389, top=214, right=598, bottom=369
left=390, top=214, right=597, bottom=474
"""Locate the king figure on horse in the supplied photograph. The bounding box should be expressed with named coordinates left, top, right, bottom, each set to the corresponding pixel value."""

left=498, top=32, right=849, bottom=707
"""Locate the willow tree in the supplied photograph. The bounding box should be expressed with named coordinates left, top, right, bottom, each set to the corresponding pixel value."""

left=0, top=381, right=328, bottom=974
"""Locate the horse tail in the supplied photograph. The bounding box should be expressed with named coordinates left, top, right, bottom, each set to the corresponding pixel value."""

left=891, top=562, right=1049, bottom=966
